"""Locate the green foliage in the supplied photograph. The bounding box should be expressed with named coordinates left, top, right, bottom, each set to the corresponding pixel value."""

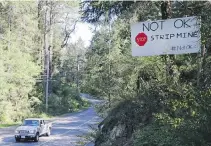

left=133, top=123, right=183, bottom=146
left=0, top=1, right=41, bottom=123
left=81, top=1, right=211, bottom=146
left=48, top=83, right=87, bottom=115
left=0, top=1, right=89, bottom=124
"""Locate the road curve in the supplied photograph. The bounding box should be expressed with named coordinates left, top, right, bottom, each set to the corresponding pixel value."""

left=0, top=95, right=102, bottom=146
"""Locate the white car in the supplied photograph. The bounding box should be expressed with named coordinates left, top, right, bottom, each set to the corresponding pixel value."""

left=14, top=118, right=52, bottom=142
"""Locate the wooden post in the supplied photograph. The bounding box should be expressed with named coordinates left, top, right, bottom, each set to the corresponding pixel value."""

left=44, top=1, right=50, bottom=113
left=108, top=22, right=111, bottom=108
left=76, top=55, right=80, bottom=94
left=161, top=1, right=172, bottom=83
left=197, top=45, right=205, bottom=88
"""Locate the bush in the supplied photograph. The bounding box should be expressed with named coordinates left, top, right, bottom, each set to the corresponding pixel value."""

left=47, top=83, right=89, bottom=115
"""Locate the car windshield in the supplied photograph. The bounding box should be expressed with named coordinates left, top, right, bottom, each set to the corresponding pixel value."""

left=23, top=120, right=39, bottom=126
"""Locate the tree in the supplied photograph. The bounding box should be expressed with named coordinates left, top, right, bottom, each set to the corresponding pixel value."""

left=0, top=0, right=89, bottom=123
left=0, top=1, right=41, bottom=122
left=80, top=1, right=211, bottom=146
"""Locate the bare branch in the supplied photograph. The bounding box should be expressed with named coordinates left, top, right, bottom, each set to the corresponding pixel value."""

left=61, top=19, right=79, bottom=48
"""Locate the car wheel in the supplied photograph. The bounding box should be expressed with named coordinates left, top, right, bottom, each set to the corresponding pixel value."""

left=15, top=138, right=20, bottom=142
left=34, top=133, right=39, bottom=142
left=46, top=128, right=51, bottom=136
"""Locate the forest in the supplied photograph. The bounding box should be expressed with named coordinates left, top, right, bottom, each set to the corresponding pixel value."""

left=0, top=1, right=89, bottom=125
left=80, top=1, right=211, bottom=146
left=0, top=1, right=211, bottom=146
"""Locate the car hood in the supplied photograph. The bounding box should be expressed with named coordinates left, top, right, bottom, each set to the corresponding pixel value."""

left=16, top=126, right=38, bottom=131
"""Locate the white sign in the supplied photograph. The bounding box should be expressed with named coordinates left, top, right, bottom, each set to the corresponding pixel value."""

left=131, top=16, right=201, bottom=56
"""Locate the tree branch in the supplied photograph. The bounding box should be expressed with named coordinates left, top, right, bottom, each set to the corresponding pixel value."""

left=61, top=19, right=79, bottom=48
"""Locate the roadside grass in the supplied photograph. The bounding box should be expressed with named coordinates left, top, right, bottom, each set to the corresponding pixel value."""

left=33, top=112, right=53, bottom=120
left=0, top=123, right=21, bottom=128
left=72, top=97, right=91, bottom=112
left=76, top=124, right=100, bottom=146
left=54, top=99, right=91, bottom=117
left=0, top=96, right=91, bottom=128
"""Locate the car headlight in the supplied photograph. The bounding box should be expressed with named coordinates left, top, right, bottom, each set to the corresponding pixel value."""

left=15, top=130, right=19, bottom=134
left=29, top=130, right=36, bottom=134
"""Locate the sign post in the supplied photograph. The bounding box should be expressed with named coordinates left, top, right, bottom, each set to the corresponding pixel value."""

left=131, top=16, right=201, bottom=56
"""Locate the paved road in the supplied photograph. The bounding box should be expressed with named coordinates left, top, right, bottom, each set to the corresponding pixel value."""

left=0, top=95, right=103, bottom=146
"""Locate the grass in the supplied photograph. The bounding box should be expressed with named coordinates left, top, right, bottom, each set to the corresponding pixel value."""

left=34, top=113, right=53, bottom=119
left=0, top=123, right=20, bottom=128
left=0, top=113, right=53, bottom=129
left=0, top=96, right=91, bottom=128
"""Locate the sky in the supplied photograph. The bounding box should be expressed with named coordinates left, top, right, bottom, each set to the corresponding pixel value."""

left=69, top=22, right=94, bottom=47
left=63, top=1, right=94, bottom=48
